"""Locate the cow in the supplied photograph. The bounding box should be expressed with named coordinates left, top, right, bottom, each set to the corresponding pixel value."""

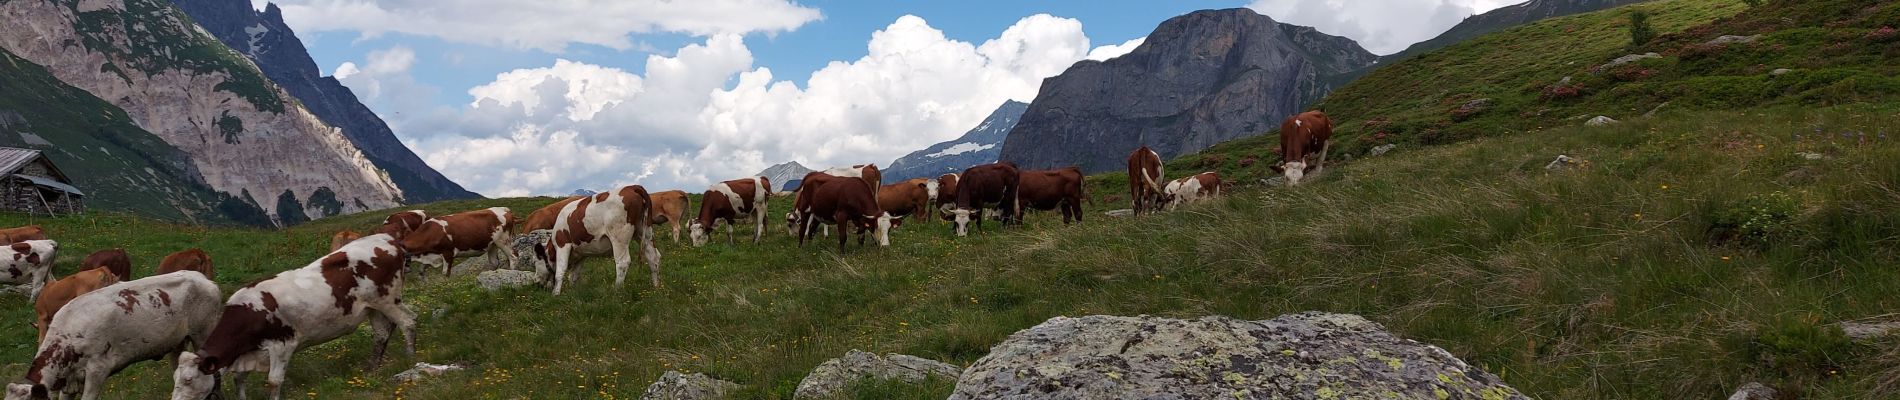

left=1127, top=146, right=1165, bottom=216
left=934, top=173, right=961, bottom=217
left=1, top=240, right=58, bottom=300
left=876, top=179, right=933, bottom=226
left=31, top=267, right=120, bottom=341
left=690, top=177, right=772, bottom=246
left=9, top=271, right=221, bottom=400
left=1162, top=172, right=1224, bottom=211
left=169, top=235, right=416, bottom=400
left=822, top=164, right=883, bottom=189
left=797, top=178, right=893, bottom=253
left=156, top=249, right=216, bottom=281
left=945, top=163, right=1020, bottom=237
left=376, top=210, right=429, bottom=239
left=0, top=225, right=46, bottom=245
left=522, top=196, right=585, bottom=234
left=329, top=230, right=362, bottom=252
left=536, top=185, right=663, bottom=295
left=1016, top=167, right=1088, bottom=225
left=396, top=207, right=515, bottom=278
left=649, top=190, right=691, bottom=244
left=77, top=249, right=132, bottom=282
left=1272, top=111, right=1334, bottom=186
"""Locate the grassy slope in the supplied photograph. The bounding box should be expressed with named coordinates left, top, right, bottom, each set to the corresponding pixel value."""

left=2, top=0, right=1898, bottom=398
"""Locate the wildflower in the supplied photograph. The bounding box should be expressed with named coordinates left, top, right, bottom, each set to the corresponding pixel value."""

left=1721, top=256, right=1731, bottom=261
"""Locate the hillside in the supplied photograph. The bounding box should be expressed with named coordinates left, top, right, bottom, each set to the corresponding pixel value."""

left=884, top=101, right=1027, bottom=182
left=1385, top=0, right=1656, bottom=62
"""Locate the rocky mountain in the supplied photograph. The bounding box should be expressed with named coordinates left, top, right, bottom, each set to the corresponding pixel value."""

left=998, top=8, right=1377, bottom=173
left=170, top=0, right=478, bottom=202
left=756, top=161, right=814, bottom=192
left=1385, top=0, right=1655, bottom=62
left=883, top=101, right=1027, bottom=182
left=0, top=0, right=402, bottom=225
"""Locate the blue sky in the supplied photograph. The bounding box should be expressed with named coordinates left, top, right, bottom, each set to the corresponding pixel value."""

left=263, top=0, right=1518, bottom=196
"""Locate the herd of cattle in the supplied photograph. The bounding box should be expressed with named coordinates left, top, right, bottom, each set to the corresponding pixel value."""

left=0, top=112, right=1335, bottom=399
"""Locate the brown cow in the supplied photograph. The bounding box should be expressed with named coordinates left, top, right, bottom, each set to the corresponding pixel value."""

left=691, top=176, right=772, bottom=246
left=0, top=225, right=46, bottom=244
left=533, top=185, right=663, bottom=295
left=946, top=163, right=1020, bottom=237
left=798, top=178, right=893, bottom=253
left=376, top=210, right=430, bottom=239
left=877, top=179, right=932, bottom=227
left=1162, top=172, right=1224, bottom=211
left=31, top=267, right=120, bottom=340
left=1127, top=146, right=1164, bottom=216
left=1016, top=167, right=1088, bottom=225
left=330, top=230, right=363, bottom=251
left=523, top=196, right=586, bottom=233
left=649, top=190, right=691, bottom=243
left=78, top=248, right=132, bottom=281
left=1271, top=111, right=1334, bottom=185
left=934, top=173, right=961, bottom=217
left=156, top=248, right=216, bottom=280
left=396, top=207, right=515, bottom=277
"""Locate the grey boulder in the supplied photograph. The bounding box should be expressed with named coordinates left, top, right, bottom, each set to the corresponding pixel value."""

left=477, top=269, right=540, bottom=291
left=642, top=371, right=741, bottom=400
left=794, top=350, right=962, bottom=399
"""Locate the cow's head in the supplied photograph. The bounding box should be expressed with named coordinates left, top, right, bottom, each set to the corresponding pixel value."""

left=688, top=221, right=710, bottom=247
left=784, top=212, right=802, bottom=237
left=5, top=382, right=47, bottom=400
left=948, top=209, right=976, bottom=237
left=923, top=180, right=940, bottom=203
left=171, top=352, right=218, bottom=400
left=1272, top=161, right=1314, bottom=186
left=874, top=213, right=896, bottom=246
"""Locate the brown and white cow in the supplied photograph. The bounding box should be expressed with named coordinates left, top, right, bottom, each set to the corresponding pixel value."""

left=396, top=207, right=515, bottom=278
left=1162, top=172, right=1224, bottom=211
left=934, top=173, right=961, bottom=217
left=1127, top=146, right=1165, bottom=216
left=946, top=163, right=1020, bottom=237
left=1272, top=111, right=1334, bottom=186
left=1, top=240, right=58, bottom=300
left=31, top=267, right=120, bottom=341
left=376, top=210, right=429, bottom=239
left=156, top=249, right=216, bottom=281
left=0, top=225, right=46, bottom=245
left=522, top=196, right=585, bottom=234
left=649, top=190, right=691, bottom=243
left=691, top=177, right=771, bottom=246
left=329, top=230, right=363, bottom=252
left=823, top=164, right=883, bottom=189
left=876, top=179, right=933, bottom=226
left=798, top=178, right=893, bottom=253
left=1016, top=167, right=1087, bottom=225
left=536, top=186, right=663, bottom=295
left=170, top=235, right=416, bottom=400
left=9, top=271, right=221, bottom=400
left=78, top=249, right=132, bottom=282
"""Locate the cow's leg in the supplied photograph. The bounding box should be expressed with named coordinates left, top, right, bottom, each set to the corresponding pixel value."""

left=671, top=221, right=682, bottom=244
left=552, top=246, right=572, bottom=295
left=640, top=224, right=662, bottom=288
left=266, top=348, right=293, bottom=400
left=753, top=208, right=766, bottom=245
left=235, top=371, right=250, bottom=400
left=368, top=312, right=394, bottom=370
left=79, top=365, right=108, bottom=400
left=1316, top=141, right=1332, bottom=174
left=373, top=303, right=419, bottom=357
left=441, top=255, right=459, bottom=278
left=610, top=233, right=632, bottom=289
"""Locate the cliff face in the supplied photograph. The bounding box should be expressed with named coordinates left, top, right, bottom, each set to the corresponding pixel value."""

left=0, top=0, right=402, bottom=224
left=998, top=8, right=1375, bottom=173
left=884, top=101, right=1027, bottom=182
left=170, top=0, right=479, bottom=202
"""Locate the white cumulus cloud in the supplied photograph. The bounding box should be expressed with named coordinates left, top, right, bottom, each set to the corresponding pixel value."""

left=1246, top=0, right=1523, bottom=55
left=1085, top=37, right=1146, bottom=61
left=270, top=0, right=822, bottom=52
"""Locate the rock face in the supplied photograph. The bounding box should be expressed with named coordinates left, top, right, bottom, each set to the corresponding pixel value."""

left=642, top=371, right=741, bottom=400
left=795, top=350, right=962, bottom=399
left=0, top=0, right=402, bottom=224
left=949, top=313, right=1528, bottom=400
left=885, top=101, right=1028, bottom=182
left=1388, top=0, right=1656, bottom=62
left=170, top=0, right=478, bottom=203
left=998, top=8, right=1376, bottom=173
left=757, top=161, right=816, bottom=192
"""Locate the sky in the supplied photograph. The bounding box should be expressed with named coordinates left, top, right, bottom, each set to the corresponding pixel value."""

left=259, top=0, right=1521, bottom=197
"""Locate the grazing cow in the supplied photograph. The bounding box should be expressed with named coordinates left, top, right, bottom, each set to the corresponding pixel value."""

left=0, top=225, right=46, bottom=245
left=31, top=267, right=120, bottom=341
left=9, top=272, right=221, bottom=400
left=798, top=178, right=893, bottom=253
left=788, top=171, right=856, bottom=238
left=522, top=196, right=587, bottom=233
left=536, top=186, right=663, bottom=295
left=1016, top=167, right=1088, bottom=225
left=156, top=249, right=216, bottom=281
left=396, top=207, right=515, bottom=277
left=169, top=235, right=416, bottom=400
left=1162, top=172, right=1224, bottom=211
left=1, top=240, right=58, bottom=300
left=690, top=177, right=772, bottom=246
left=376, top=210, right=429, bottom=239
left=934, top=173, right=961, bottom=217
left=329, top=230, right=362, bottom=252
left=78, top=249, right=132, bottom=282
left=877, top=179, right=933, bottom=225
left=649, top=190, right=691, bottom=243
left=946, top=163, right=1020, bottom=237
left=1272, top=111, right=1334, bottom=185
left=1127, top=146, right=1165, bottom=216
left=822, top=164, right=884, bottom=189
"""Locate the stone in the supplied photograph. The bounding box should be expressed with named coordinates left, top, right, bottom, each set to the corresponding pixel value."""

left=948, top=313, right=1527, bottom=400
left=1546, top=155, right=1585, bottom=172
left=1104, top=209, right=1135, bottom=217
left=1771, top=68, right=1793, bottom=76
left=511, top=230, right=554, bottom=273
left=794, top=350, right=961, bottom=399
left=641, top=371, right=741, bottom=400
left=1261, top=177, right=1289, bottom=187
left=477, top=269, right=540, bottom=291
left=1727, top=382, right=1777, bottom=400
left=1585, top=116, right=1618, bottom=126
left=1597, top=53, right=1661, bottom=71
left=1643, top=102, right=1670, bottom=118
left=1797, top=152, right=1826, bottom=160
left=1368, top=144, right=1398, bottom=157
left=1705, top=35, right=1761, bottom=46
left=392, top=362, right=464, bottom=383
left=1839, top=321, right=1900, bottom=341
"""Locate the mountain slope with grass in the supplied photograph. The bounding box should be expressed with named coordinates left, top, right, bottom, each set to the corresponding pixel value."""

left=1385, top=0, right=1657, bottom=63
left=1, top=0, right=1897, bottom=399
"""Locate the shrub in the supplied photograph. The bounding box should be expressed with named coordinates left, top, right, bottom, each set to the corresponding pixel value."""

left=1709, top=191, right=1800, bottom=247
left=1541, top=83, right=1585, bottom=101
left=1745, top=314, right=1863, bottom=386
left=1629, top=11, right=1657, bottom=50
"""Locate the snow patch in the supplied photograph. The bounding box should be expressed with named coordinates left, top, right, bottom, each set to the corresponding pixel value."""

left=927, top=142, right=994, bottom=158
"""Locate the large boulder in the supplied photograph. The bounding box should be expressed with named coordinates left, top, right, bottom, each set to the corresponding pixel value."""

left=477, top=269, right=540, bottom=291
left=794, top=350, right=962, bottom=399
left=642, top=371, right=741, bottom=400
left=949, top=312, right=1527, bottom=400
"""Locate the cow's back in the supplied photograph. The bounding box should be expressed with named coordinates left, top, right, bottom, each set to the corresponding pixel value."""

left=43, top=272, right=221, bottom=360
left=650, top=191, right=690, bottom=224
left=0, top=225, right=46, bottom=244
left=33, top=267, right=120, bottom=338
left=956, top=163, right=1020, bottom=208
left=80, top=249, right=132, bottom=281
left=525, top=196, right=586, bottom=232
left=157, top=249, right=215, bottom=280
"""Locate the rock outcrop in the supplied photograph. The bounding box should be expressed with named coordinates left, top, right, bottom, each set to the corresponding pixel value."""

left=998, top=8, right=1376, bottom=173
left=794, top=350, right=961, bottom=399
left=884, top=101, right=1027, bottom=182
left=642, top=371, right=741, bottom=400
left=949, top=312, right=1527, bottom=400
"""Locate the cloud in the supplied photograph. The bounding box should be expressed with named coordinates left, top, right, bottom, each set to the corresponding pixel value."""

left=270, top=0, right=822, bottom=52
left=1085, top=37, right=1145, bottom=61
left=1246, top=0, right=1522, bottom=54
left=334, top=46, right=436, bottom=115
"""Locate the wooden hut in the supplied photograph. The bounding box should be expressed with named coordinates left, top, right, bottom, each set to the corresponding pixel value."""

left=0, top=147, right=83, bottom=215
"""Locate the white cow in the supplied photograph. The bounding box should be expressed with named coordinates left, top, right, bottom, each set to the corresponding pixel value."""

left=1, top=240, right=58, bottom=300
left=7, top=271, right=221, bottom=400
left=541, top=185, right=662, bottom=295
